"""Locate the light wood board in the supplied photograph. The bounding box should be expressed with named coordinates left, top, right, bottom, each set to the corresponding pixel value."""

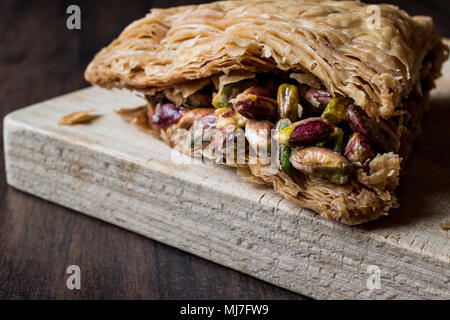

left=4, top=63, right=450, bottom=300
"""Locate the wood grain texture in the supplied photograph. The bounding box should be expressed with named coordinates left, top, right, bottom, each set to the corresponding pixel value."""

left=5, top=71, right=450, bottom=298
left=1, top=0, right=449, bottom=300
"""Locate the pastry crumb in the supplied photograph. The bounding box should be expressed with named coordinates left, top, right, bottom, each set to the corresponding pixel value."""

left=59, top=109, right=99, bottom=125
left=115, top=106, right=147, bottom=115
left=439, top=221, right=450, bottom=230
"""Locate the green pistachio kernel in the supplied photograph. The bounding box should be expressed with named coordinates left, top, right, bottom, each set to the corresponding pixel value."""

left=277, top=83, right=300, bottom=122
left=212, top=79, right=255, bottom=109
left=276, top=119, right=296, bottom=176
left=321, top=97, right=353, bottom=124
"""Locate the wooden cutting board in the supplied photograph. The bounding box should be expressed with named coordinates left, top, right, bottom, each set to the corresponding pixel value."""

left=4, top=62, right=450, bottom=300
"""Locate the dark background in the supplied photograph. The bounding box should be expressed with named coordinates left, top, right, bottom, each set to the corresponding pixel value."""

left=0, top=0, right=448, bottom=300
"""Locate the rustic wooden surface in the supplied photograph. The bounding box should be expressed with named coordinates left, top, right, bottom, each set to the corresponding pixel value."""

left=1, top=0, right=449, bottom=300
left=4, top=83, right=450, bottom=299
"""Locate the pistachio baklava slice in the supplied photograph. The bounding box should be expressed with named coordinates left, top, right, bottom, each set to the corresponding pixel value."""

left=85, top=0, right=448, bottom=224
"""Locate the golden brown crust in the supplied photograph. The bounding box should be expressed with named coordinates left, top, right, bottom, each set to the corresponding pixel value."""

left=85, top=0, right=446, bottom=118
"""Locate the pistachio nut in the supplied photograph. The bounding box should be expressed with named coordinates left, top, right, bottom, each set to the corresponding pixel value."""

left=233, top=87, right=277, bottom=120
left=318, top=127, right=344, bottom=153
left=321, top=97, right=353, bottom=124
left=275, top=119, right=296, bottom=176
left=189, top=113, right=218, bottom=146
left=209, top=124, right=237, bottom=152
left=344, top=132, right=376, bottom=164
left=277, top=83, right=301, bottom=122
left=177, top=108, right=215, bottom=129
left=290, top=147, right=352, bottom=184
left=245, top=120, right=274, bottom=154
left=150, top=103, right=185, bottom=128
left=215, top=107, right=248, bottom=130
left=304, top=88, right=332, bottom=111
left=212, top=79, right=255, bottom=109
left=274, top=117, right=333, bottom=147
left=347, top=104, right=400, bottom=153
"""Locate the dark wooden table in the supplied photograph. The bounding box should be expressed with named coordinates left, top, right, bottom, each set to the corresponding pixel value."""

left=0, top=0, right=449, bottom=300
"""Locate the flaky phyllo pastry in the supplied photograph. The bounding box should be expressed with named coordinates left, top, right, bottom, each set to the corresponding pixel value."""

left=85, top=0, right=448, bottom=225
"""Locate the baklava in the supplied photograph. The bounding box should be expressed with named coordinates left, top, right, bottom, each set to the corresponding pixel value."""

left=85, top=0, right=448, bottom=224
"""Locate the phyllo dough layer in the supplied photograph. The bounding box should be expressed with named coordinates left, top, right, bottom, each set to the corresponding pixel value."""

left=86, top=0, right=445, bottom=118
